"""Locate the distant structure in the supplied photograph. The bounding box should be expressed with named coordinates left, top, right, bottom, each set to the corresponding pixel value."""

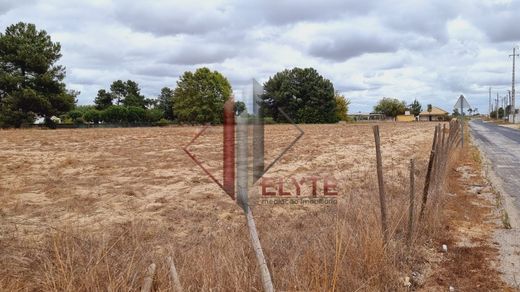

left=33, top=116, right=61, bottom=124
left=418, top=107, right=448, bottom=121
left=348, top=112, right=385, bottom=121
left=396, top=111, right=415, bottom=122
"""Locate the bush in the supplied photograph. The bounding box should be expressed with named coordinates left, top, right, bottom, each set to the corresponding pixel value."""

left=83, top=109, right=101, bottom=124
left=67, top=110, right=83, bottom=120
left=145, top=108, right=164, bottom=123
left=101, top=106, right=128, bottom=123
left=127, top=106, right=147, bottom=123
left=73, top=117, right=85, bottom=125
left=263, top=117, right=276, bottom=124
left=155, top=118, right=170, bottom=127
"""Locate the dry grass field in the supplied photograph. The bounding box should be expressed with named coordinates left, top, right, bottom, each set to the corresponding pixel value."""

left=0, top=123, right=449, bottom=291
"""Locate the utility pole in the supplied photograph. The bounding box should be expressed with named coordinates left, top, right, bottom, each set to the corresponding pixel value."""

left=510, top=47, right=519, bottom=123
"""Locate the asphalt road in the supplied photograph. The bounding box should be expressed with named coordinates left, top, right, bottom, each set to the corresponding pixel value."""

left=470, top=120, right=520, bottom=211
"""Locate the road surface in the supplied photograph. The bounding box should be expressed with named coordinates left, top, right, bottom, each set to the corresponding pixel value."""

left=469, top=120, right=520, bottom=211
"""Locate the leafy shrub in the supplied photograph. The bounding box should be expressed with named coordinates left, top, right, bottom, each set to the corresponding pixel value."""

left=67, top=110, right=83, bottom=120
left=156, top=118, right=170, bottom=127
left=263, top=117, right=276, bottom=124
left=145, top=108, right=164, bottom=122
left=101, top=106, right=128, bottom=123
left=83, top=109, right=101, bottom=124
left=127, top=106, right=147, bottom=123
left=73, top=117, right=85, bottom=125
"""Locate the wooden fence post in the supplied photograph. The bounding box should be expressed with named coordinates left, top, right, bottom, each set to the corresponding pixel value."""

left=420, top=125, right=439, bottom=220
left=141, top=263, right=156, bottom=292
left=166, top=256, right=183, bottom=292
left=407, top=159, right=415, bottom=248
left=373, top=125, right=389, bottom=243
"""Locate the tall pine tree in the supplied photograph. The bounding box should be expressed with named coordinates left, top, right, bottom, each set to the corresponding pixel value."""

left=0, top=22, right=76, bottom=127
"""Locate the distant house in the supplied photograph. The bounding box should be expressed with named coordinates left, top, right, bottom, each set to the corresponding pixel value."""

left=396, top=111, right=415, bottom=122
left=418, top=107, right=448, bottom=121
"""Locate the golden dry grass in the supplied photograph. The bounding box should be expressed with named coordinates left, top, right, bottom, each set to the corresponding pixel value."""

left=0, top=123, right=452, bottom=291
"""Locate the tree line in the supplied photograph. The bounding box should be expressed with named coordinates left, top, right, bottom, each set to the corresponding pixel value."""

left=1, top=22, right=353, bottom=128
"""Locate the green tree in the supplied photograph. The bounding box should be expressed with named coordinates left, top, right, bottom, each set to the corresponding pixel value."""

left=452, top=108, right=460, bottom=116
left=121, top=80, right=146, bottom=108
left=261, top=67, right=337, bottom=123
left=110, top=80, right=126, bottom=106
left=94, top=89, right=113, bottom=110
left=374, top=98, right=406, bottom=119
left=173, top=67, right=232, bottom=124
left=127, top=106, right=147, bottom=123
left=234, top=101, right=246, bottom=116
left=427, top=104, right=433, bottom=113
left=67, top=110, right=83, bottom=120
left=335, top=92, right=350, bottom=121
left=409, top=99, right=422, bottom=116
left=498, top=107, right=505, bottom=119
left=157, top=87, right=175, bottom=120
left=145, top=108, right=164, bottom=122
left=0, top=22, right=76, bottom=127
left=83, top=109, right=101, bottom=124
left=101, top=105, right=128, bottom=123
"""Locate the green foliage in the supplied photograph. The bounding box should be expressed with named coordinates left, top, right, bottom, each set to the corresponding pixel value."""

left=110, top=80, right=126, bottom=106
left=94, top=89, right=113, bottom=110
left=156, top=118, right=170, bottom=127
left=157, top=87, right=174, bottom=120
left=101, top=105, right=128, bottom=123
left=261, top=67, right=338, bottom=123
left=335, top=92, right=350, bottom=121
left=234, top=101, right=246, bottom=116
left=374, top=98, right=406, bottom=118
left=263, top=117, right=275, bottom=124
left=111, top=80, right=146, bottom=108
left=173, top=67, right=232, bottom=124
left=73, top=117, right=85, bottom=125
left=499, top=107, right=505, bottom=119
left=67, top=110, right=83, bottom=120
left=0, top=22, right=76, bottom=127
left=427, top=104, right=432, bottom=112
left=83, top=109, right=101, bottom=124
left=126, top=106, right=147, bottom=123
left=145, top=108, right=164, bottom=122
left=409, top=99, right=422, bottom=116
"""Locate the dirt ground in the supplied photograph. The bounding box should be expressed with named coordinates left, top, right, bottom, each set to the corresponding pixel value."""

left=420, top=133, right=517, bottom=291
left=0, top=123, right=434, bottom=244
left=0, top=123, right=513, bottom=290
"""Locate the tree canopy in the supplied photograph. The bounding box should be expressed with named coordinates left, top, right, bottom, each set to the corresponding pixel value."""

left=0, top=22, right=76, bottom=127
left=157, top=87, right=175, bottom=120
left=94, top=80, right=148, bottom=110
left=94, top=89, right=113, bottom=110
left=234, top=101, right=246, bottom=116
left=335, top=92, right=350, bottom=121
left=261, top=67, right=337, bottom=123
left=409, top=99, right=422, bottom=116
left=173, top=67, right=232, bottom=124
left=374, top=98, right=406, bottom=118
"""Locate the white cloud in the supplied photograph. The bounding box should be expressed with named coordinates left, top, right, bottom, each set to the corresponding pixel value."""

left=0, top=0, right=519, bottom=113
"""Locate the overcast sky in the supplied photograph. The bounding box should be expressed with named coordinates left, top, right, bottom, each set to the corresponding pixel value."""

left=1, top=0, right=519, bottom=114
